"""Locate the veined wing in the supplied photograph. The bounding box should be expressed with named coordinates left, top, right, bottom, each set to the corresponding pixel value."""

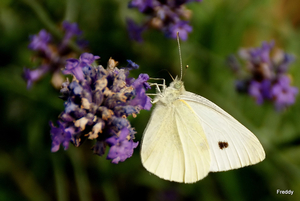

left=141, top=99, right=211, bottom=183
left=180, top=91, right=265, bottom=172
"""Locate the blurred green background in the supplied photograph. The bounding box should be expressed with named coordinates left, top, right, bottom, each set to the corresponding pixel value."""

left=1, top=0, right=300, bottom=200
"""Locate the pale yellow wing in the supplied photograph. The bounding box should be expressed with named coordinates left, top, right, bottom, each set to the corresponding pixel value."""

left=141, top=99, right=211, bottom=183
left=180, top=91, right=265, bottom=172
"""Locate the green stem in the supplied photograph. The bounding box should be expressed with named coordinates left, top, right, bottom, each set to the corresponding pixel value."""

left=21, top=0, right=61, bottom=38
left=64, top=0, right=80, bottom=22
left=52, top=154, right=69, bottom=201
left=68, top=148, right=92, bottom=201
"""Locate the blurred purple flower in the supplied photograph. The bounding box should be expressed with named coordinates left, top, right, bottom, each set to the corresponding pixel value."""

left=50, top=121, right=73, bottom=152
left=126, top=18, right=146, bottom=43
left=126, top=59, right=140, bottom=70
left=128, top=0, right=153, bottom=12
left=271, top=75, right=298, bottom=111
left=23, top=21, right=86, bottom=89
left=228, top=41, right=298, bottom=111
left=248, top=80, right=272, bottom=104
left=167, top=20, right=192, bottom=41
left=50, top=53, right=152, bottom=163
left=28, top=29, right=52, bottom=53
left=23, top=65, right=50, bottom=88
left=127, top=0, right=202, bottom=41
left=62, top=21, right=82, bottom=40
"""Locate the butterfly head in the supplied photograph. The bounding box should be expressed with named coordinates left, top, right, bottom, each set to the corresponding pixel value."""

left=169, top=76, right=185, bottom=93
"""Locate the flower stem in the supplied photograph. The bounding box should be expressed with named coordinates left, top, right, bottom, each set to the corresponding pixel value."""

left=22, top=0, right=83, bottom=53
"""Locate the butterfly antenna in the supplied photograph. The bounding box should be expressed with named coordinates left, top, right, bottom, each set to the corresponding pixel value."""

left=168, top=71, right=175, bottom=81
left=177, top=32, right=183, bottom=81
left=182, top=64, right=188, bottom=78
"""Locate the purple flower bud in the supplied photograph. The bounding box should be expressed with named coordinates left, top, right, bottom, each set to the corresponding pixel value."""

left=50, top=121, right=73, bottom=152
left=248, top=80, right=272, bottom=104
left=167, top=21, right=192, bottom=41
left=63, top=53, right=100, bottom=81
left=64, top=59, right=85, bottom=81
left=79, top=53, right=100, bottom=65
left=128, top=0, right=153, bottom=12
left=131, top=73, right=150, bottom=89
left=65, top=100, right=79, bottom=114
left=106, top=127, right=139, bottom=164
left=126, top=18, right=145, bottom=43
left=62, top=21, right=82, bottom=38
left=23, top=65, right=50, bottom=89
left=126, top=59, right=139, bottom=70
left=28, top=29, right=52, bottom=52
left=69, top=81, right=83, bottom=95
left=110, top=117, right=130, bottom=130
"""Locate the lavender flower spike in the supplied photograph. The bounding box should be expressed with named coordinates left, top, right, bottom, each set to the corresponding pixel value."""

left=127, top=0, right=202, bottom=41
left=24, top=21, right=87, bottom=89
left=228, top=41, right=298, bottom=111
left=50, top=53, right=152, bottom=163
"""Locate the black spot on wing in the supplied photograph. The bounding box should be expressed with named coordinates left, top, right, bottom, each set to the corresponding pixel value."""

left=218, top=141, right=229, bottom=150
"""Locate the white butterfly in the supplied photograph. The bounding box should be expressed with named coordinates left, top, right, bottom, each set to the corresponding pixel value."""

left=141, top=76, right=265, bottom=183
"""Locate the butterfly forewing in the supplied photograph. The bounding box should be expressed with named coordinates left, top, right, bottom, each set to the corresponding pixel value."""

left=180, top=91, right=265, bottom=172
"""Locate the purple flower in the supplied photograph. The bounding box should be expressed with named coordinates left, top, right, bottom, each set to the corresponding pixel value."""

left=167, top=21, right=192, bottom=41
left=23, top=65, right=50, bottom=89
left=127, top=0, right=202, bottom=41
left=50, top=53, right=152, bottom=163
left=129, top=74, right=152, bottom=110
left=248, top=80, right=272, bottom=104
left=126, top=18, right=145, bottom=43
left=59, top=21, right=86, bottom=52
left=50, top=121, right=73, bottom=152
left=271, top=76, right=298, bottom=111
left=63, top=53, right=100, bottom=81
left=24, top=21, right=86, bottom=89
left=126, top=59, right=140, bottom=70
left=249, top=41, right=274, bottom=63
left=64, top=59, right=84, bottom=80
left=128, top=0, right=153, bottom=12
left=106, top=127, right=139, bottom=164
left=62, top=21, right=82, bottom=40
left=28, top=29, right=52, bottom=52
left=80, top=52, right=100, bottom=65
left=228, top=41, right=298, bottom=111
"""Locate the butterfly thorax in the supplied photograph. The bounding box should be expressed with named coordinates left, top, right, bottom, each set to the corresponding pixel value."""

left=154, top=79, right=186, bottom=105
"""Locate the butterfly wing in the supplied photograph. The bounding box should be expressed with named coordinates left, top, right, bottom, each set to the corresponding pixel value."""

left=141, top=99, right=211, bottom=183
left=180, top=91, right=265, bottom=172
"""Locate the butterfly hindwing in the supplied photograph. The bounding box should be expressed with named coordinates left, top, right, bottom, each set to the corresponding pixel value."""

left=141, top=99, right=211, bottom=183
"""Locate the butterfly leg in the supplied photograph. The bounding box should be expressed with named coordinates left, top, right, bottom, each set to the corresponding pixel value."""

left=148, top=78, right=166, bottom=91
